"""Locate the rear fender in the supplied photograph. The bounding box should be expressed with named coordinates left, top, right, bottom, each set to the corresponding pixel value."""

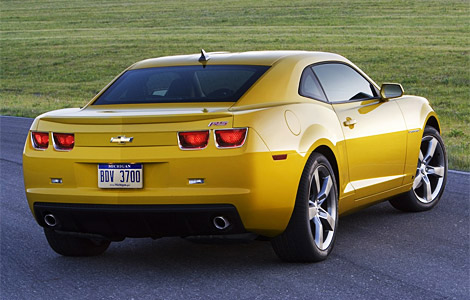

left=299, top=125, right=351, bottom=203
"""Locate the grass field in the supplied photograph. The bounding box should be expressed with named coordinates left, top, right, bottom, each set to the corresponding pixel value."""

left=1, top=0, right=469, bottom=170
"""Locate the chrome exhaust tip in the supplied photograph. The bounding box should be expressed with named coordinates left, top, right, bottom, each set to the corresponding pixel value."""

left=44, top=214, right=57, bottom=227
left=213, top=216, right=230, bottom=230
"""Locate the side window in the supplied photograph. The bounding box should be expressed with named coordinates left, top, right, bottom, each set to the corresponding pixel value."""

left=313, top=63, right=377, bottom=102
left=299, top=67, right=327, bottom=101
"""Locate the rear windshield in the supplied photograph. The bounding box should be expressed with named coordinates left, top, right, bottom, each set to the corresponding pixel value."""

left=93, top=65, right=269, bottom=105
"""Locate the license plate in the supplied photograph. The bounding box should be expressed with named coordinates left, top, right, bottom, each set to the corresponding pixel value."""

left=98, top=164, right=143, bottom=189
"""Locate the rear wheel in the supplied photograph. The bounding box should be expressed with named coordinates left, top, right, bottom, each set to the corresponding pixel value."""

left=390, top=126, right=447, bottom=212
left=44, top=228, right=110, bottom=256
left=271, top=153, right=338, bottom=262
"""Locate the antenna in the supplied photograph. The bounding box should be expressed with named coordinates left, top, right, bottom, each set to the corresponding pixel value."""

left=199, top=49, right=210, bottom=63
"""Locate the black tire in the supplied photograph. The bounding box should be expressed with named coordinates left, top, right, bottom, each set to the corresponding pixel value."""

left=271, top=152, right=338, bottom=262
left=390, top=126, right=447, bottom=212
left=44, top=228, right=110, bottom=256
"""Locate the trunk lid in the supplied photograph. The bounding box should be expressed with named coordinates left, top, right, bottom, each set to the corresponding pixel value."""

left=36, top=104, right=234, bottom=147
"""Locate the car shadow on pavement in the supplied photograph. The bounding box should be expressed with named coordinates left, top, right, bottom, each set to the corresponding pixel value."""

left=44, top=201, right=406, bottom=269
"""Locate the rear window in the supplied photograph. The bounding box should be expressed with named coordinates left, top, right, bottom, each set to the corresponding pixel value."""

left=93, top=65, right=269, bottom=105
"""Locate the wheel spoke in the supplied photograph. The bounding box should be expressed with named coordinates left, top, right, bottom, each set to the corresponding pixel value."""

left=422, top=175, right=433, bottom=202
left=427, top=165, right=445, bottom=177
left=313, top=216, right=324, bottom=249
left=308, top=169, right=321, bottom=203
left=318, top=207, right=334, bottom=231
left=317, top=175, right=332, bottom=205
left=418, top=150, right=424, bottom=164
left=413, top=172, right=423, bottom=189
left=313, top=169, right=321, bottom=194
left=308, top=203, right=316, bottom=220
left=424, top=138, right=438, bottom=164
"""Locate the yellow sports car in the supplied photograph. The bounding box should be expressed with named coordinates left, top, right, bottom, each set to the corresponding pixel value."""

left=23, top=50, right=447, bottom=262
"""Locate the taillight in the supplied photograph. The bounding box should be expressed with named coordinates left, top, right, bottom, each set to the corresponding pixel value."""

left=31, top=132, right=49, bottom=150
left=178, top=131, right=209, bottom=150
left=215, top=128, right=247, bottom=148
left=53, top=133, right=75, bottom=151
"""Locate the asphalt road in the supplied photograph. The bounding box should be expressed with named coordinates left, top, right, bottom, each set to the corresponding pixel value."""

left=1, top=116, right=469, bottom=300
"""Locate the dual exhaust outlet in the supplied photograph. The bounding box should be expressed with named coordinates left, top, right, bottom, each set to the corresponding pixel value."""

left=44, top=214, right=230, bottom=231
left=212, top=216, right=230, bottom=230
left=44, top=214, right=58, bottom=227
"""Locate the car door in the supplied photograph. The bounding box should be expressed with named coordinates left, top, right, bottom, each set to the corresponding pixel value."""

left=312, top=62, right=407, bottom=200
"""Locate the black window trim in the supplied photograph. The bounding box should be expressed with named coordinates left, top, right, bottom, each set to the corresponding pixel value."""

left=299, top=61, right=381, bottom=104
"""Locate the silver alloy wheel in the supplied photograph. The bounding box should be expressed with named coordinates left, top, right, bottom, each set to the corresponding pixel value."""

left=413, top=135, right=445, bottom=204
left=308, top=165, right=336, bottom=250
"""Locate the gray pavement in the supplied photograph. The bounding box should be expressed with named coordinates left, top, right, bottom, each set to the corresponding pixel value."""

left=1, top=115, right=469, bottom=299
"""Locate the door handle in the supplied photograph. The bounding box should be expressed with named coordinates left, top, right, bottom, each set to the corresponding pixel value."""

left=343, top=118, right=357, bottom=127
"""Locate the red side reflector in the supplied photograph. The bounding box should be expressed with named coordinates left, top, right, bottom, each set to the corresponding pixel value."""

left=53, top=133, right=75, bottom=150
left=178, top=131, right=209, bottom=149
left=31, top=132, right=49, bottom=149
left=272, top=154, right=288, bottom=160
left=215, top=128, right=247, bottom=148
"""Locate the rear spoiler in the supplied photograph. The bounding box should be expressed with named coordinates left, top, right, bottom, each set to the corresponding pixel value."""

left=40, top=111, right=233, bottom=125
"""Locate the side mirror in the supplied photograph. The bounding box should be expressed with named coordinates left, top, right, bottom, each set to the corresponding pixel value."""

left=380, top=83, right=404, bottom=100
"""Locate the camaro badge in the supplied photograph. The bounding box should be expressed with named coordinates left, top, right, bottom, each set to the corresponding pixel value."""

left=110, top=136, right=134, bottom=144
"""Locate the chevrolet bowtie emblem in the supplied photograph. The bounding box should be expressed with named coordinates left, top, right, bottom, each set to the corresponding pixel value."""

left=110, top=136, right=134, bottom=144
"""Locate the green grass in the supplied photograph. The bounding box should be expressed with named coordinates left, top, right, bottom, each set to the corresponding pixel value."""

left=1, top=0, right=469, bottom=170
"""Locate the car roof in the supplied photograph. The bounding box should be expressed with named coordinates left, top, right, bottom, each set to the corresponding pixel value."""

left=130, top=50, right=348, bottom=69
left=117, top=50, right=371, bottom=110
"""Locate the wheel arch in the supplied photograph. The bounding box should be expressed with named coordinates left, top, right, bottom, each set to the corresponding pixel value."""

left=425, top=115, right=441, bottom=134
left=311, top=145, right=340, bottom=195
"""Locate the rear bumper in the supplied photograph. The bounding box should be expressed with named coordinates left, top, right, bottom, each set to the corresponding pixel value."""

left=34, top=202, right=246, bottom=239
left=24, top=128, right=306, bottom=236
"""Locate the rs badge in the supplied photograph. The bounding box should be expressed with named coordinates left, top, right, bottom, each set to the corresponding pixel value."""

left=208, top=121, right=228, bottom=127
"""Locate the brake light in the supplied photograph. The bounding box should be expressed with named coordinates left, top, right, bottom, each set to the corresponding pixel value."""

left=53, top=133, right=75, bottom=150
left=178, top=131, right=209, bottom=149
left=31, top=132, right=49, bottom=149
left=215, top=128, right=247, bottom=148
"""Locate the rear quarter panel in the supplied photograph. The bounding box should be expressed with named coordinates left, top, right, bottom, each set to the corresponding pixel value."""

left=233, top=101, right=352, bottom=214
